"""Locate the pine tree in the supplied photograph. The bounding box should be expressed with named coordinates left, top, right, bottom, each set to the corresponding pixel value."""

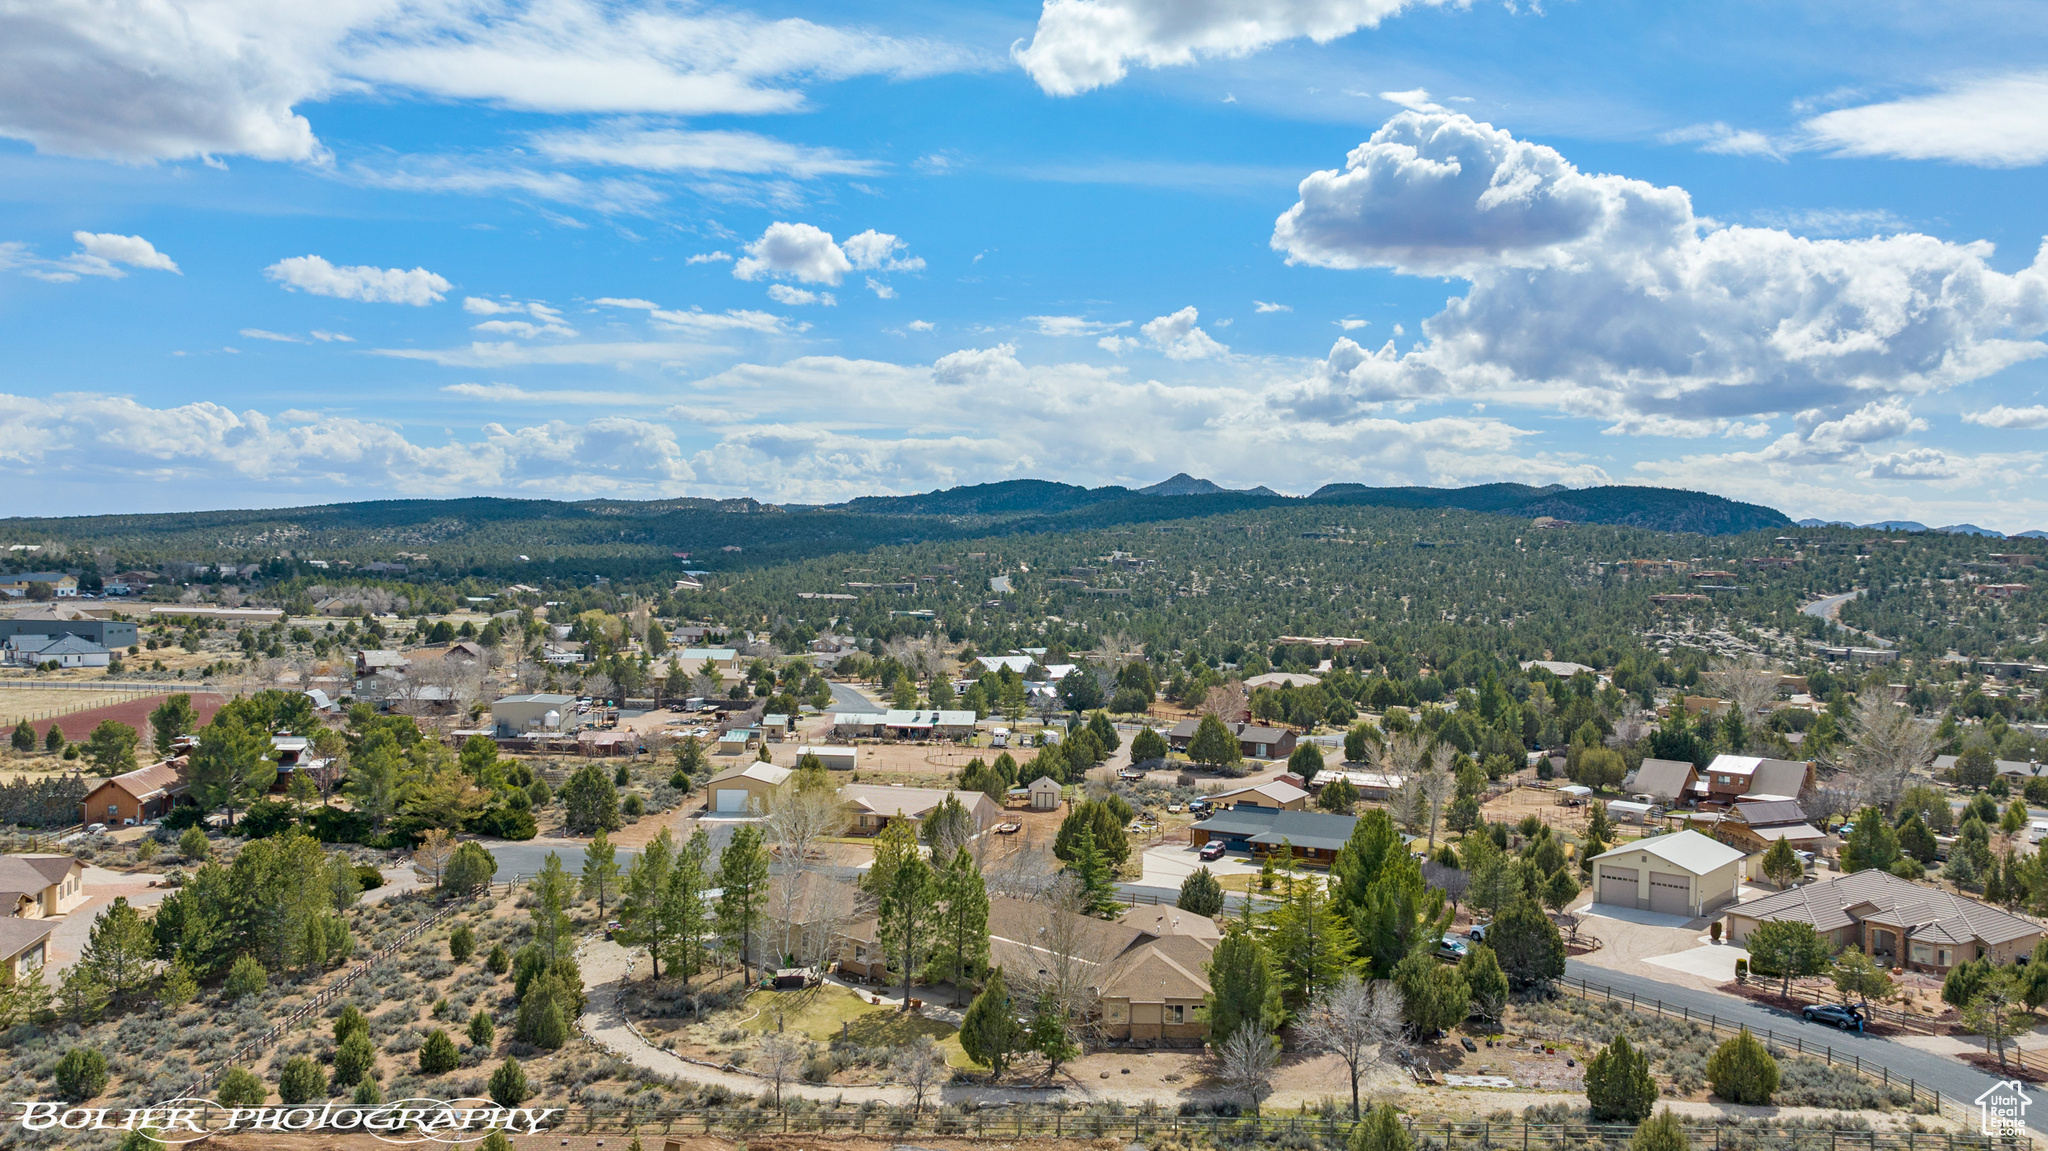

left=1584, top=1033, right=1659, bottom=1121
left=930, top=846, right=990, bottom=1004
left=1205, top=925, right=1282, bottom=1044
left=277, top=1056, right=326, bottom=1104
left=81, top=896, right=158, bottom=1004
left=55, top=1047, right=109, bottom=1102
left=715, top=823, right=770, bottom=984
left=420, top=1028, right=460, bottom=1073
left=488, top=1058, right=530, bottom=1107
left=872, top=820, right=935, bottom=1006
left=959, top=968, right=1026, bottom=1078
left=469, top=1008, right=496, bottom=1048
left=159, top=959, right=198, bottom=1010
left=334, top=1003, right=369, bottom=1044
left=449, top=923, right=476, bottom=963
left=1267, top=866, right=1361, bottom=1010
left=333, top=1032, right=377, bottom=1087
left=1178, top=866, right=1226, bottom=916
left=1760, top=838, right=1803, bottom=888
left=59, top=965, right=110, bottom=1023
left=1067, top=822, right=1119, bottom=916
left=529, top=851, right=573, bottom=961
left=580, top=828, right=620, bottom=916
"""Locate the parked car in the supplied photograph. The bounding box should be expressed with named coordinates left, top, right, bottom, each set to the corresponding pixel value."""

left=994, top=822, right=1022, bottom=835
left=1466, top=922, right=1490, bottom=942
left=1188, top=799, right=1213, bottom=814
left=1435, top=934, right=1469, bottom=961
left=1167, top=803, right=1184, bottom=813
left=1802, top=1003, right=1865, bottom=1032
left=1199, top=841, right=1228, bottom=861
left=86, top=822, right=107, bottom=834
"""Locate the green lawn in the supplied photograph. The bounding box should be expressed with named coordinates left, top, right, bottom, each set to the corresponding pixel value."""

left=739, top=985, right=973, bottom=1067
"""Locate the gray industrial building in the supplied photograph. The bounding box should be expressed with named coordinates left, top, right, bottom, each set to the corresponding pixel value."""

left=0, top=616, right=138, bottom=649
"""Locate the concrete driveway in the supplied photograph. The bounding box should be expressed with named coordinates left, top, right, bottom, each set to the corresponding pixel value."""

left=1571, top=899, right=1728, bottom=990
left=1139, top=842, right=1264, bottom=887
left=46, top=866, right=167, bottom=975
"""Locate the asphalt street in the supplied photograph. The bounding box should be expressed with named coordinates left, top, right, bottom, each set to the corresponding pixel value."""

left=1563, top=960, right=2038, bottom=1133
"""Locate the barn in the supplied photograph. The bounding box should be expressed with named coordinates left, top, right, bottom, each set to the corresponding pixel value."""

left=1588, top=830, right=1744, bottom=919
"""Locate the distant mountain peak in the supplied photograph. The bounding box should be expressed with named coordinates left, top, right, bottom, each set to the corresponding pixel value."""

left=1136, top=473, right=1227, bottom=497
left=1936, top=523, right=2005, bottom=538
left=1243, top=485, right=1282, bottom=498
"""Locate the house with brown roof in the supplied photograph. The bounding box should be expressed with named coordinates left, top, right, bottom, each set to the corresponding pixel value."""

left=1695, top=754, right=1814, bottom=808
left=1163, top=719, right=1297, bottom=760
left=837, top=895, right=1221, bottom=1044
left=1713, top=797, right=1827, bottom=859
left=0, top=855, right=87, bottom=918
left=0, top=917, right=53, bottom=985
left=1210, top=780, right=1310, bottom=811
left=1723, top=869, right=2043, bottom=972
left=79, top=758, right=191, bottom=826
left=1626, top=758, right=1700, bottom=805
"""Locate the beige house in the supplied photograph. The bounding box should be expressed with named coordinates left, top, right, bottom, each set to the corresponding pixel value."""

left=839, top=896, right=1220, bottom=1045
left=1722, top=869, right=2042, bottom=973
left=0, top=918, right=53, bottom=985
left=838, top=784, right=1000, bottom=836
left=0, top=855, right=87, bottom=919
left=1589, top=830, right=1744, bottom=918
left=706, top=762, right=792, bottom=815
left=80, top=760, right=189, bottom=826
left=490, top=693, right=584, bottom=736
left=795, top=745, right=858, bottom=771
left=1211, top=780, right=1310, bottom=811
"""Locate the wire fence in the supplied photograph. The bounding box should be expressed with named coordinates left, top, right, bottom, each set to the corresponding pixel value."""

left=1560, top=977, right=1954, bottom=1120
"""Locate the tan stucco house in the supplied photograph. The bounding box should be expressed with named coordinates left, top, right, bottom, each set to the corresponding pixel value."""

left=1722, top=869, right=2042, bottom=973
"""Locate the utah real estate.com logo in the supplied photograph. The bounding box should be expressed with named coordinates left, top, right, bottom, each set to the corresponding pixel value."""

left=11, top=1098, right=562, bottom=1145
left=1976, top=1080, right=2032, bottom=1137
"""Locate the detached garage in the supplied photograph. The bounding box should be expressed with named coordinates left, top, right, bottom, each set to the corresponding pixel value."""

left=706, top=763, right=791, bottom=816
left=1589, top=830, right=1744, bottom=919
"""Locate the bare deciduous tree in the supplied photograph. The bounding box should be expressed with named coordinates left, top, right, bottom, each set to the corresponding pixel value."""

left=412, top=828, right=456, bottom=887
left=1200, top=682, right=1248, bottom=721
left=1419, top=744, right=1456, bottom=850
left=894, top=1034, right=947, bottom=1115
left=1216, top=1025, right=1280, bottom=1114
left=1838, top=694, right=1935, bottom=811
left=756, top=1032, right=809, bottom=1110
left=1015, top=875, right=1139, bottom=1055
left=766, top=782, right=844, bottom=864
left=1297, top=974, right=1405, bottom=1120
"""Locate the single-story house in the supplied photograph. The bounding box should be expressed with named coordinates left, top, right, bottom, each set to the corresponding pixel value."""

left=672, top=647, right=741, bottom=674
left=841, top=895, right=1222, bottom=1044
left=1163, top=719, right=1298, bottom=760
left=838, top=784, right=1000, bottom=836
left=1243, top=672, right=1322, bottom=690
left=707, top=762, right=792, bottom=815
left=1027, top=775, right=1063, bottom=811
left=1210, top=781, right=1310, bottom=811
left=1722, top=868, right=2043, bottom=973
left=0, top=855, right=87, bottom=919
left=1933, top=755, right=2047, bottom=780
left=1627, top=758, right=1700, bottom=805
left=0, top=917, right=54, bottom=985
left=794, top=745, right=858, bottom=771
left=3, top=633, right=111, bottom=668
left=1320, top=769, right=1405, bottom=799
left=80, top=759, right=190, bottom=827
left=1589, top=830, right=1744, bottom=918
left=1714, top=797, right=1826, bottom=858
left=714, top=729, right=755, bottom=755
left=489, top=693, right=584, bottom=736
left=760, top=713, right=794, bottom=740
left=829, top=710, right=977, bottom=740
left=1189, top=808, right=1358, bottom=868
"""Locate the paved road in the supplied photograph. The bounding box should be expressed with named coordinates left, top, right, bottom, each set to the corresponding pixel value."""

left=1564, top=960, right=2041, bottom=1133
left=1801, top=590, right=1896, bottom=649
left=827, top=680, right=882, bottom=713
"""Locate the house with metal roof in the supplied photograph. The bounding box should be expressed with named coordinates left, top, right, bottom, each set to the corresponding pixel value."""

left=1589, top=830, right=1745, bottom=918
left=1626, top=758, right=1700, bottom=804
left=1713, top=797, right=1826, bottom=858
left=1189, top=807, right=1358, bottom=867
left=1723, top=868, right=2043, bottom=972
left=80, top=760, right=190, bottom=827
left=706, top=762, right=792, bottom=815
left=1694, top=754, right=1815, bottom=807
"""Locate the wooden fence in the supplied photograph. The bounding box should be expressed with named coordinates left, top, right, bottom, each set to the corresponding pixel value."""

left=192, top=895, right=469, bottom=1093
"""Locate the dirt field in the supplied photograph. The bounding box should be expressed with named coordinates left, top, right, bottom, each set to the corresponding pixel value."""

left=0, top=686, right=160, bottom=723
left=1478, top=784, right=1651, bottom=843
left=2, top=690, right=226, bottom=743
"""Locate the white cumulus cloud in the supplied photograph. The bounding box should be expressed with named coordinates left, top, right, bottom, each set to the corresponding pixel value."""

left=1253, top=301, right=1291, bottom=313
left=1014, top=0, right=1451, bottom=96
left=733, top=222, right=854, bottom=285
left=73, top=232, right=181, bottom=273
left=1270, top=111, right=2048, bottom=429
left=767, top=284, right=834, bottom=306
left=266, top=255, right=450, bottom=305
left=1140, top=306, right=1228, bottom=360
left=526, top=121, right=880, bottom=177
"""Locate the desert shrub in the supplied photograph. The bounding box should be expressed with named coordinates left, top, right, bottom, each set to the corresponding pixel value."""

left=469, top=1011, right=495, bottom=1048
left=334, top=1003, right=369, bottom=1044
left=420, top=1029, right=460, bottom=1074
left=277, top=1056, right=326, bottom=1104
left=489, top=1058, right=530, bottom=1107
left=223, top=955, right=267, bottom=1000
left=55, top=1047, right=109, bottom=1102
left=1706, top=1029, right=1779, bottom=1105
left=215, top=1067, right=266, bottom=1105
left=449, top=923, right=476, bottom=962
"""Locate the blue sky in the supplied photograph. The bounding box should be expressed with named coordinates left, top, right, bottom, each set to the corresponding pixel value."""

left=2, top=0, right=2046, bottom=529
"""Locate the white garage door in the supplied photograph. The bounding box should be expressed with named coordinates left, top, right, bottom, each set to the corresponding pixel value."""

left=1648, top=873, right=1691, bottom=915
left=714, top=788, right=749, bottom=813
left=1597, top=866, right=1637, bottom=906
